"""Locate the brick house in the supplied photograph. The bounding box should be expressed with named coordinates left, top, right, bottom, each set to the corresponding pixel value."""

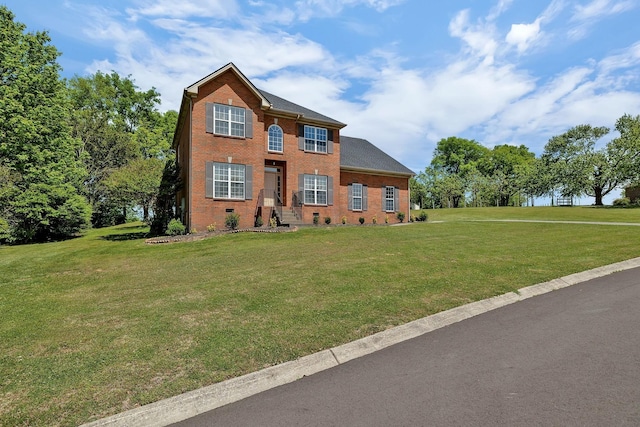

left=172, top=63, right=414, bottom=231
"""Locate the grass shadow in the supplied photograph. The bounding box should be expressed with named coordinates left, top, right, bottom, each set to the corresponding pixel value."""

left=100, top=232, right=149, bottom=242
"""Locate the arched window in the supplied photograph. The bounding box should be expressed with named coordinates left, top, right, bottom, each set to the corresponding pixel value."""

left=268, top=124, right=283, bottom=152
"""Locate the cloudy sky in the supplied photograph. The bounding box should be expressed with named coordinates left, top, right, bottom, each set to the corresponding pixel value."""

left=6, top=0, right=640, bottom=177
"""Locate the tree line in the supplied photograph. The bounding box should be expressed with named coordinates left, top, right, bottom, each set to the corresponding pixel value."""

left=411, top=116, right=640, bottom=209
left=1, top=7, right=178, bottom=243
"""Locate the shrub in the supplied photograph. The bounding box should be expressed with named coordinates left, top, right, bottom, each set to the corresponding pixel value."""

left=207, top=223, right=216, bottom=232
left=269, top=217, right=277, bottom=228
left=313, top=215, right=319, bottom=225
left=190, top=228, right=197, bottom=234
left=255, top=216, right=264, bottom=227
left=417, top=211, right=428, bottom=222
left=396, top=212, right=406, bottom=223
left=166, top=218, right=186, bottom=236
left=385, top=215, right=389, bottom=224
left=225, top=213, right=240, bottom=230
left=372, top=215, right=377, bottom=224
left=341, top=216, right=347, bottom=225
left=324, top=216, right=331, bottom=225
left=359, top=217, right=365, bottom=224
left=613, top=197, right=630, bottom=207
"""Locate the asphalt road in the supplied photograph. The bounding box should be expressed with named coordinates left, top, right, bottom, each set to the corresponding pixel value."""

left=172, top=267, right=640, bottom=427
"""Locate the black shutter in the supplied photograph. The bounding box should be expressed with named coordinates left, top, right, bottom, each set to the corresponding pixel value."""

left=363, top=185, right=368, bottom=211
left=206, top=103, right=214, bottom=134
left=245, top=108, right=253, bottom=139
left=298, top=124, right=305, bottom=150
left=394, top=187, right=400, bottom=212
left=245, top=165, right=253, bottom=200
left=205, top=162, right=213, bottom=198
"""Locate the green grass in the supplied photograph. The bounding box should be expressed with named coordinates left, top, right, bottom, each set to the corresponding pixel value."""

left=2, top=208, right=640, bottom=426
left=421, top=205, right=640, bottom=223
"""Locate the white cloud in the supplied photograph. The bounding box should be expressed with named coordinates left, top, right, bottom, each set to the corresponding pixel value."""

left=569, top=0, right=637, bottom=39
left=293, top=0, right=405, bottom=21
left=449, top=9, right=499, bottom=65
left=572, top=0, right=635, bottom=21
left=504, top=0, right=566, bottom=54
left=506, top=19, right=542, bottom=53
left=126, top=0, right=238, bottom=20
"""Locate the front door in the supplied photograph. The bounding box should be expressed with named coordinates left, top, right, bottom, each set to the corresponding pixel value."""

left=264, top=167, right=281, bottom=207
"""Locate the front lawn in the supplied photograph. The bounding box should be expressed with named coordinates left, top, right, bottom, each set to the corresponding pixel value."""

left=1, top=211, right=640, bottom=426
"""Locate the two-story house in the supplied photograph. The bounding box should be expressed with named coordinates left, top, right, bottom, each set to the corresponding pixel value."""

left=173, top=63, right=414, bottom=231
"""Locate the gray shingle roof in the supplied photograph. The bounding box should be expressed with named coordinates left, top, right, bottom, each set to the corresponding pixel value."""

left=258, top=89, right=346, bottom=127
left=340, top=136, right=414, bottom=176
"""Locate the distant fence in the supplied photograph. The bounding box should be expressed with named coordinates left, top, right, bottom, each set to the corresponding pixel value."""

left=557, top=196, right=573, bottom=207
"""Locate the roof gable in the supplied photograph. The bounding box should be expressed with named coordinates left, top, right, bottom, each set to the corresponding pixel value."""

left=185, top=62, right=271, bottom=109
left=184, top=62, right=345, bottom=128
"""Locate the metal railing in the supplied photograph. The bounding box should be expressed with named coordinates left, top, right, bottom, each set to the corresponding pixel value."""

left=291, top=191, right=303, bottom=221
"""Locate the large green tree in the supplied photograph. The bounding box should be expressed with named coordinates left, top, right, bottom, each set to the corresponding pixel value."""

left=541, top=116, right=640, bottom=205
left=428, top=137, right=490, bottom=208
left=0, top=7, right=91, bottom=242
left=481, top=144, right=535, bottom=206
left=67, top=72, right=174, bottom=226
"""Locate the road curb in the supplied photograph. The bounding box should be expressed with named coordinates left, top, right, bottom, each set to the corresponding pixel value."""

left=81, top=257, right=640, bottom=427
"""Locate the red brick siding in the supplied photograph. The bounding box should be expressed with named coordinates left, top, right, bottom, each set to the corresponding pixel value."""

left=339, top=171, right=410, bottom=224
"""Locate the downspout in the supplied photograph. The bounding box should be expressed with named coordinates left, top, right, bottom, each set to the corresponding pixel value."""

left=187, top=93, right=194, bottom=231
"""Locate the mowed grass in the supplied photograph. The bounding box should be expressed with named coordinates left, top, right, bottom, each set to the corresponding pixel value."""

left=2, top=208, right=640, bottom=426
left=424, top=205, right=640, bottom=222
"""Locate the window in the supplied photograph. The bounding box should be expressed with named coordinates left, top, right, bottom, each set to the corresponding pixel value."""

left=304, top=125, right=327, bottom=153
left=304, top=175, right=328, bottom=205
left=268, top=124, right=283, bottom=152
left=352, top=183, right=363, bottom=211
left=214, top=163, right=245, bottom=199
left=385, top=186, right=395, bottom=212
left=214, top=104, right=245, bottom=137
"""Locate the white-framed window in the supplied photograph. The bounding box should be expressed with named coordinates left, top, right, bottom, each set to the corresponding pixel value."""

left=214, top=104, right=245, bottom=137
left=385, top=186, right=395, bottom=212
left=304, top=175, right=328, bottom=205
left=304, top=125, right=327, bottom=153
left=268, top=124, right=283, bottom=152
left=352, top=183, right=363, bottom=211
left=214, top=162, right=245, bottom=199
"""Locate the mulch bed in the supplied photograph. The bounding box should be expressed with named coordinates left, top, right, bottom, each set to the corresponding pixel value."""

left=144, top=226, right=299, bottom=244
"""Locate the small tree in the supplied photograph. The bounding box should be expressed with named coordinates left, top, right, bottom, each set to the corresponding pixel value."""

left=225, top=213, right=240, bottom=230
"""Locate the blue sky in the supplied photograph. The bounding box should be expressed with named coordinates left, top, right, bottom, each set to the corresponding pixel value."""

left=5, top=0, right=640, bottom=187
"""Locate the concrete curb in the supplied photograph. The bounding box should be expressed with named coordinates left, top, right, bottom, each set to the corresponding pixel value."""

left=82, top=257, right=640, bottom=427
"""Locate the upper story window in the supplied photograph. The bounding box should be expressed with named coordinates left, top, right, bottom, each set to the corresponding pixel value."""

left=215, top=104, right=245, bottom=137
left=304, top=125, right=327, bottom=153
left=268, top=124, right=283, bottom=152
left=206, top=102, right=253, bottom=139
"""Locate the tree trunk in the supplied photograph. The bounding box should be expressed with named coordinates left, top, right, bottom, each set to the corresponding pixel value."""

left=594, top=187, right=604, bottom=206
